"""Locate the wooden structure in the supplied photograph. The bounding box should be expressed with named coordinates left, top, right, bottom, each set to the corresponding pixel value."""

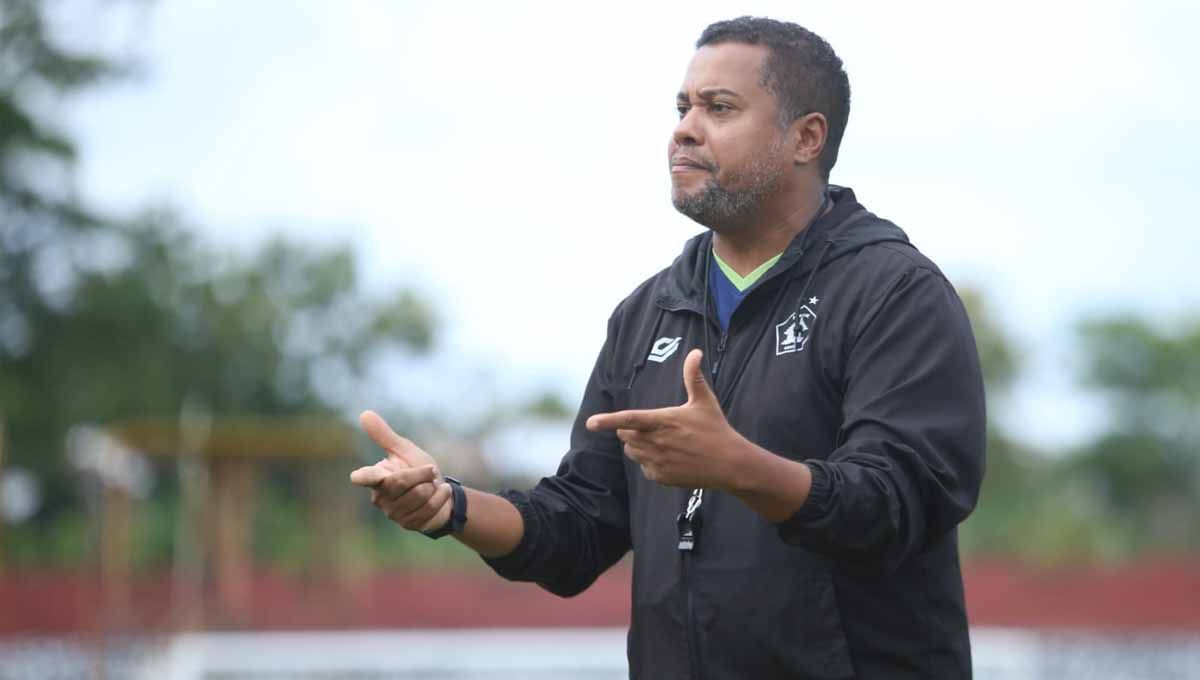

left=98, top=416, right=359, bottom=629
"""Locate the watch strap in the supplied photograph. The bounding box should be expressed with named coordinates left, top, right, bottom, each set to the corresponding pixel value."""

left=422, top=476, right=467, bottom=539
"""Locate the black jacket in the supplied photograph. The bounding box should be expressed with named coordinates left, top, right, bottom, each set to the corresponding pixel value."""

left=483, top=186, right=986, bottom=679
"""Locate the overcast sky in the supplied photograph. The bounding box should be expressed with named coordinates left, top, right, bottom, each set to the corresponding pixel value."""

left=59, top=0, right=1199, bottom=467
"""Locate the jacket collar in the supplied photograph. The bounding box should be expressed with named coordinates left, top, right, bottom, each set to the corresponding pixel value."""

left=653, top=185, right=909, bottom=313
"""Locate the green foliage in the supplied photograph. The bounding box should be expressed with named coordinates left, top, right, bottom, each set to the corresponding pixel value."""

left=957, top=289, right=1055, bottom=559
left=0, top=1, right=438, bottom=568
left=960, top=303, right=1200, bottom=563
left=2, top=208, right=437, bottom=521
left=1068, top=317, right=1200, bottom=553
left=3, top=505, right=90, bottom=566
left=130, top=492, right=178, bottom=569
left=959, top=289, right=1020, bottom=394
left=3, top=0, right=1196, bottom=574
left=370, top=513, right=483, bottom=569
left=252, top=475, right=311, bottom=571
left=522, top=391, right=573, bottom=420
left=1077, top=316, right=1200, bottom=429
left=0, top=0, right=121, bottom=199
left=1, top=0, right=120, bottom=559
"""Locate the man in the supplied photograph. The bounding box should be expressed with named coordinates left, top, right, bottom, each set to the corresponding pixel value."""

left=351, top=16, right=985, bottom=679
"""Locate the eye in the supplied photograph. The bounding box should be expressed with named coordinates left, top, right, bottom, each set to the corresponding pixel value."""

left=676, top=104, right=690, bottom=119
left=710, top=102, right=732, bottom=114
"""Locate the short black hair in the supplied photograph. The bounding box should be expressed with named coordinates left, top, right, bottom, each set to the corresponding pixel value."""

left=697, top=16, right=851, bottom=180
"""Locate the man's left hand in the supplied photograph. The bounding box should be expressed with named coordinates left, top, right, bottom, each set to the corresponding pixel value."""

left=586, top=348, right=753, bottom=491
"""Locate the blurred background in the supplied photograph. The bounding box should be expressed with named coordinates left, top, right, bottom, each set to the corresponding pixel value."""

left=1, top=0, right=1197, bottom=677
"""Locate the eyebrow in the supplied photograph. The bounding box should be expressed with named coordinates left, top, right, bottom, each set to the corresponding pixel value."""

left=676, top=87, right=743, bottom=103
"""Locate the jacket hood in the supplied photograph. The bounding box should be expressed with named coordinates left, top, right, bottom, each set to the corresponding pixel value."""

left=654, top=185, right=910, bottom=311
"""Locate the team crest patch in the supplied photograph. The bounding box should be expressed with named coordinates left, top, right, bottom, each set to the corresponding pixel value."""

left=776, top=305, right=818, bottom=355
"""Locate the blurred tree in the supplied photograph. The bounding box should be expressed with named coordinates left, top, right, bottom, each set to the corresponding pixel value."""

left=956, top=289, right=1052, bottom=558
left=961, top=306, right=1200, bottom=564
left=0, top=0, right=436, bottom=566
left=956, top=291, right=1154, bottom=564
left=1067, top=316, right=1200, bottom=553
left=1, top=0, right=126, bottom=565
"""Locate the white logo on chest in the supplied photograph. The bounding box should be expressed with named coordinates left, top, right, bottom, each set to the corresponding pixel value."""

left=647, top=336, right=682, bottom=363
left=776, top=299, right=820, bottom=355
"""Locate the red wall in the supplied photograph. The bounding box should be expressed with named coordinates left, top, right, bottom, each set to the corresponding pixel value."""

left=2, top=559, right=1198, bottom=634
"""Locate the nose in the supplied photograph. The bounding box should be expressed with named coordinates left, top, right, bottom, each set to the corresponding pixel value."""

left=672, top=107, right=703, bottom=148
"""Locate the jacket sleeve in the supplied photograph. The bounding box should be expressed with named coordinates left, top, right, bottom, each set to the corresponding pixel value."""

left=776, top=266, right=986, bottom=572
left=480, top=309, right=631, bottom=597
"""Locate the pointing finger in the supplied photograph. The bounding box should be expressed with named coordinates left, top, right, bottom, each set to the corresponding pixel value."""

left=587, top=409, right=663, bottom=433
left=359, top=410, right=416, bottom=465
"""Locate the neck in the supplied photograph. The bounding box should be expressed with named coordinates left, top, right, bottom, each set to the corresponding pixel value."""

left=711, top=184, right=828, bottom=276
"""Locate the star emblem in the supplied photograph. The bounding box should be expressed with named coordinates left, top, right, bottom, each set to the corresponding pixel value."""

left=808, top=297, right=819, bottom=305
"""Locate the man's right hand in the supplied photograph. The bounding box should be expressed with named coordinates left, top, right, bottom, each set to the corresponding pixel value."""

left=350, top=410, right=453, bottom=532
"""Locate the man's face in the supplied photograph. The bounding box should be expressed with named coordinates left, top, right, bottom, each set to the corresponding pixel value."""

left=669, top=43, right=789, bottom=230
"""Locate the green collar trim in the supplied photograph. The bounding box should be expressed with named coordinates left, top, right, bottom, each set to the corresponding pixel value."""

left=712, top=250, right=784, bottom=292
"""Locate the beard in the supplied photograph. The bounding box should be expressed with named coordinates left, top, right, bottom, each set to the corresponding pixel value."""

left=671, top=139, right=786, bottom=231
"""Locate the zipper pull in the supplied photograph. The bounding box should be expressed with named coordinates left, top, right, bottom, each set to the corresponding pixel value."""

left=676, top=489, right=704, bottom=551
left=677, top=513, right=696, bottom=551
left=711, top=333, right=728, bottom=378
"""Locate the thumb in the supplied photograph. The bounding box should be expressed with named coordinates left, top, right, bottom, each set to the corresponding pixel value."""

left=682, top=348, right=718, bottom=407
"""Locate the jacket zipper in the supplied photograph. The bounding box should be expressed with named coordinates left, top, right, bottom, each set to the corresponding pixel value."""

left=682, top=551, right=702, bottom=680
left=666, top=225, right=835, bottom=679
left=678, top=326, right=726, bottom=680
left=710, top=331, right=729, bottom=380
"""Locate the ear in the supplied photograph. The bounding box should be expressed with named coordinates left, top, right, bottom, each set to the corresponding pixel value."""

left=790, top=112, right=828, bottom=168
